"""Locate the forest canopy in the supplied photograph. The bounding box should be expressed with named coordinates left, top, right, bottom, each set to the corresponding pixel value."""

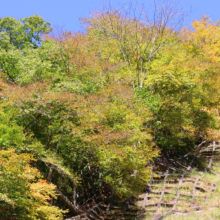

left=0, top=4, right=220, bottom=219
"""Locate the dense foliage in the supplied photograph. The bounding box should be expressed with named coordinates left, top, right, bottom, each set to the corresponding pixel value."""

left=0, top=11, right=220, bottom=219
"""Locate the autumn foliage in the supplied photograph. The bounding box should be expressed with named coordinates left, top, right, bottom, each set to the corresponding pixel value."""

left=0, top=8, right=220, bottom=219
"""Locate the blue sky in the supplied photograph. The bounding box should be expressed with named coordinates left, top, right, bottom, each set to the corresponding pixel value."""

left=1, top=0, right=220, bottom=33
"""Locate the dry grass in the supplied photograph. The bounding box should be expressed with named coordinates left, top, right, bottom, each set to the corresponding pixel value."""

left=138, top=149, right=220, bottom=220
left=165, top=162, right=220, bottom=220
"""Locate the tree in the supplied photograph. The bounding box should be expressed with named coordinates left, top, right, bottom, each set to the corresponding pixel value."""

left=10, top=80, right=157, bottom=201
left=83, top=0, right=185, bottom=87
left=0, top=15, right=55, bottom=84
left=0, top=15, right=52, bottom=49
left=0, top=149, right=66, bottom=220
left=135, top=16, right=220, bottom=155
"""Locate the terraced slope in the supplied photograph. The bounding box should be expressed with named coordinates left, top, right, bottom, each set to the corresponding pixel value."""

left=138, top=141, right=220, bottom=220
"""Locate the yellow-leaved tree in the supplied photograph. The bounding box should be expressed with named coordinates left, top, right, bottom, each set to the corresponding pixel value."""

left=0, top=149, right=66, bottom=220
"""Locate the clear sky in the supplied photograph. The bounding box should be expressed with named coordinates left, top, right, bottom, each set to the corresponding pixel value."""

left=1, top=0, right=220, bottom=33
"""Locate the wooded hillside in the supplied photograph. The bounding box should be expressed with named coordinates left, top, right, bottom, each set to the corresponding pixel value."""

left=0, top=5, right=220, bottom=219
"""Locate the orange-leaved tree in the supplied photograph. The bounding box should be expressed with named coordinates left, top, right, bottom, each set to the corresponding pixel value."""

left=0, top=149, right=66, bottom=220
